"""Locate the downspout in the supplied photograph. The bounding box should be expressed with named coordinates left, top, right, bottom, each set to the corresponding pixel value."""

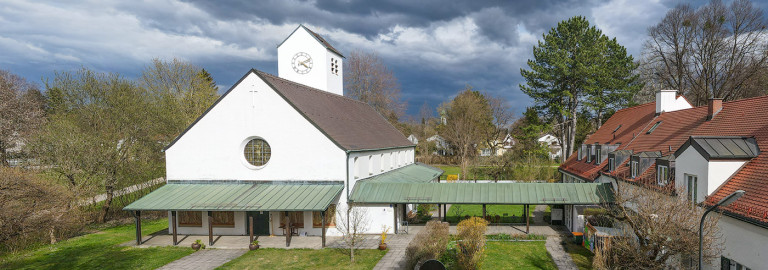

left=346, top=151, right=350, bottom=201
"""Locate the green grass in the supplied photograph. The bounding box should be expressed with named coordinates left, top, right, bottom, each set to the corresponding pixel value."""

left=564, top=243, right=594, bottom=270
left=481, top=241, right=557, bottom=270
left=0, top=219, right=193, bottom=270
left=439, top=166, right=461, bottom=180
left=217, top=248, right=387, bottom=270
left=447, top=204, right=534, bottom=223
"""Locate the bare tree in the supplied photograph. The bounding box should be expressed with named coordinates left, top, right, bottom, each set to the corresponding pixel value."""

left=344, top=50, right=406, bottom=123
left=0, top=70, right=45, bottom=166
left=437, top=87, right=494, bottom=179
left=335, top=203, right=370, bottom=263
left=481, top=95, right=514, bottom=158
left=643, top=0, right=768, bottom=105
left=595, top=183, right=722, bottom=269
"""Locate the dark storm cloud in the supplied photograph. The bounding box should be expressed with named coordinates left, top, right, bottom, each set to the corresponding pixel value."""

left=0, top=0, right=695, bottom=117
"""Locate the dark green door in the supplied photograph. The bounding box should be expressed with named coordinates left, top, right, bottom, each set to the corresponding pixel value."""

left=246, top=211, right=270, bottom=235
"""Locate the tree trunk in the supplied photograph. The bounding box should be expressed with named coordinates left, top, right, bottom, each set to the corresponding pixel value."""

left=100, top=173, right=116, bottom=223
left=0, top=140, right=8, bottom=167
left=568, top=107, right=578, bottom=157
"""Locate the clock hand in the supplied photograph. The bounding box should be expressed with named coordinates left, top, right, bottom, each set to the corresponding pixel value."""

left=301, top=62, right=309, bottom=68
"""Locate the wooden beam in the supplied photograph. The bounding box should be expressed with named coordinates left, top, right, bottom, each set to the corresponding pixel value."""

left=393, top=204, right=398, bottom=234
left=437, top=204, right=441, bottom=220
left=525, top=205, right=529, bottom=234
left=321, top=211, right=326, bottom=248
left=171, top=211, right=177, bottom=246
left=208, top=211, right=213, bottom=246
left=134, top=211, right=141, bottom=245
left=443, top=204, right=447, bottom=222
left=249, top=215, right=254, bottom=244
left=285, top=212, right=291, bottom=247
left=482, top=204, right=486, bottom=220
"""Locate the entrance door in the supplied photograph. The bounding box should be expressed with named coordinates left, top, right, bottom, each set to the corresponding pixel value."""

left=246, top=211, right=270, bottom=235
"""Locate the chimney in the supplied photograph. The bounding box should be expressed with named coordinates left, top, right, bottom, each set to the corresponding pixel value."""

left=707, top=98, right=723, bottom=120
left=655, top=89, right=681, bottom=115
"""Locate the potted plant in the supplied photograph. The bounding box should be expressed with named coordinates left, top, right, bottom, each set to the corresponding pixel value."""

left=379, top=226, right=390, bottom=250
left=191, top=239, right=205, bottom=251
left=249, top=240, right=260, bottom=250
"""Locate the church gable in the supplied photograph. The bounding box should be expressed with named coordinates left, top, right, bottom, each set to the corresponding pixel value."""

left=164, top=70, right=346, bottom=181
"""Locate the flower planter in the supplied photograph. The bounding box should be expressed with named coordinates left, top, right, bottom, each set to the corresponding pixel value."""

left=191, top=243, right=201, bottom=251
left=249, top=244, right=260, bottom=251
left=378, top=243, right=387, bottom=250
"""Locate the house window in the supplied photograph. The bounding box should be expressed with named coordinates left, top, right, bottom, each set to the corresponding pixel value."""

left=657, top=165, right=669, bottom=185
left=721, top=256, right=751, bottom=270
left=608, top=158, right=615, bottom=172
left=353, top=157, right=360, bottom=179
left=647, top=121, right=662, bottom=134
left=280, top=212, right=305, bottom=228
left=631, top=161, right=639, bottom=178
left=244, top=138, right=271, bottom=167
left=179, top=211, right=202, bottom=227
left=587, top=147, right=592, bottom=163
left=687, top=174, right=698, bottom=203
left=595, top=148, right=602, bottom=165
left=211, top=211, right=235, bottom=227
left=313, top=205, right=336, bottom=227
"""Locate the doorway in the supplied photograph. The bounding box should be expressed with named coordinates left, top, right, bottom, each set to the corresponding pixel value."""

left=246, top=211, right=270, bottom=235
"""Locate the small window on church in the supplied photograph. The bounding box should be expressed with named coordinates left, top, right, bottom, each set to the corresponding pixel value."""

left=331, top=58, right=339, bottom=75
left=244, top=138, right=271, bottom=167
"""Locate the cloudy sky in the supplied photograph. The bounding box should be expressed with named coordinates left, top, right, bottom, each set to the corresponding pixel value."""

left=2, top=0, right=761, bottom=117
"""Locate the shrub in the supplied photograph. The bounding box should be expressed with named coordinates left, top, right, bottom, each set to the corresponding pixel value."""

left=456, top=217, right=488, bottom=269
left=0, top=167, right=83, bottom=253
left=405, top=220, right=450, bottom=269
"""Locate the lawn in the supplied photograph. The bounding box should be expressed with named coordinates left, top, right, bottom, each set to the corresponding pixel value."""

left=0, top=218, right=193, bottom=270
left=446, top=204, right=534, bottom=223
left=564, top=243, right=594, bottom=270
left=217, top=248, right=387, bottom=270
left=481, top=241, right=557, bottom=270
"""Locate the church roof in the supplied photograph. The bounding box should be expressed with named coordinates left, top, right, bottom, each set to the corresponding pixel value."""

left=253, top=70, right=413, bottom=151
left=277, top=25, right=344, bottom=58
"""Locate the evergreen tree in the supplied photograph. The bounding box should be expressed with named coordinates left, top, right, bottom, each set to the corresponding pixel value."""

left=520, top=16, right=639, bottom=160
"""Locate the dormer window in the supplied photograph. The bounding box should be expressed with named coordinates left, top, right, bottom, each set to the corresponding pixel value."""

left=631, top=160, right=639, bottom=178
left=586, top=147, right=592, bottom=163
left=657, top=165, right=669, bottom=185
left=608, top=157, right=615, bottom=172
left=647, top=121, right=662, bottom=134
left=595, top=148, right=602, bottom=165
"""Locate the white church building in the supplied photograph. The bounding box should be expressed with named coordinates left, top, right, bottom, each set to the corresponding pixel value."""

left=125, top=25, right=442, bottom=246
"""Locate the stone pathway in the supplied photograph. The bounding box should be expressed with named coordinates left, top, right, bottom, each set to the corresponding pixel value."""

left=373, top=232, right=417, bottom=270
left=545, top=236, right=578, bottom=270
left=533, top=205, right=547, bottom=225
left=157, top=249, right=247, bottom=270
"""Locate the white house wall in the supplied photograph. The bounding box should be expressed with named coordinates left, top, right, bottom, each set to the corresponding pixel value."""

left=169, top=211, right=247, bottom=235
left=165, top=72, right=347, bottom=181
left=675, top=148, right=746, bottom=203
left=704, top=216, right=768, bottom=270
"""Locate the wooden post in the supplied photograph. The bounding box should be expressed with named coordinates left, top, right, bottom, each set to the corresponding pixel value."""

left=525, top=205, right=529, bottom=234
left=134, top=211, right=141, bottom=245
left=208, top=211, right=213, bottom=246
left=321, top=211, right=326, bottom=248
left=482, top=204, right=487, bottom=220
left=393, top=204, right=398, bottom=234
left=249, top=215, right=254, bottom=243
left=171, top=211, right=177, bottom=246
left=285, top=212, right=290, bottom=247
left=443, top=204, right=447, bottom=222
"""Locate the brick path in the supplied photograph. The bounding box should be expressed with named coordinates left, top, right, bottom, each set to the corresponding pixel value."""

left=157, top=249, right=247, bottom=270
left=373, top=232, right=416, bottom=270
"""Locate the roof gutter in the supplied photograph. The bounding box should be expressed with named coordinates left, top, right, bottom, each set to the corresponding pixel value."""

left=345, top=144, right=416, bottom=153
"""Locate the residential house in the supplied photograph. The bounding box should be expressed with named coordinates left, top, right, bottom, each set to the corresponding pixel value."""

left=537, top=134, right=562, bottom=160
left=427, top=134, right=451, bottom=156
left=407, top=134, right=418, bottom=145
left=559, top=90, right=768, bottom=269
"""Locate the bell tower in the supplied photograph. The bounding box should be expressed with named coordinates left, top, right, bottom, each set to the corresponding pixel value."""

left=277, top=25, right=344, bottom=96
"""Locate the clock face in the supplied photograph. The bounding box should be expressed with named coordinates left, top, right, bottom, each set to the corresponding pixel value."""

left=291, top=52, right=313, bottom=74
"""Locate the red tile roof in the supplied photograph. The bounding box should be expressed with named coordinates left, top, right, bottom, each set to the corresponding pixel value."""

left=560, top=95, right=768, bottom=224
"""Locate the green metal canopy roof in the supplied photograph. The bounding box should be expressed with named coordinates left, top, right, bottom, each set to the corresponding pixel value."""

left=124, top=182, right=343, bottom=211
left=363, top=162, right=443, bottom=183
left=350, top=182, right=613, bottom=205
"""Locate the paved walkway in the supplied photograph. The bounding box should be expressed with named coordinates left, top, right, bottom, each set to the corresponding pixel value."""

left=533, top=205, right=547, bottom=225
left=373, top=230, right=417, bottom=270
left=158, top=249, right=247, bottom=270
left=545, top=236, right=578, bottom=270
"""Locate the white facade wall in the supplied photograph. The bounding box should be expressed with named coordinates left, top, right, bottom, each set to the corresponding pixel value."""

left=165, top=73, right=347, bottom=181
left=277, top=27, right=343, bottom=95
left=704, top=216, right=768, bottom=270
left=167, top=211, right=247, bottom=235
left=675, top=148, right=746, bottom=203
left=655, top=90, right=692, bottom=114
